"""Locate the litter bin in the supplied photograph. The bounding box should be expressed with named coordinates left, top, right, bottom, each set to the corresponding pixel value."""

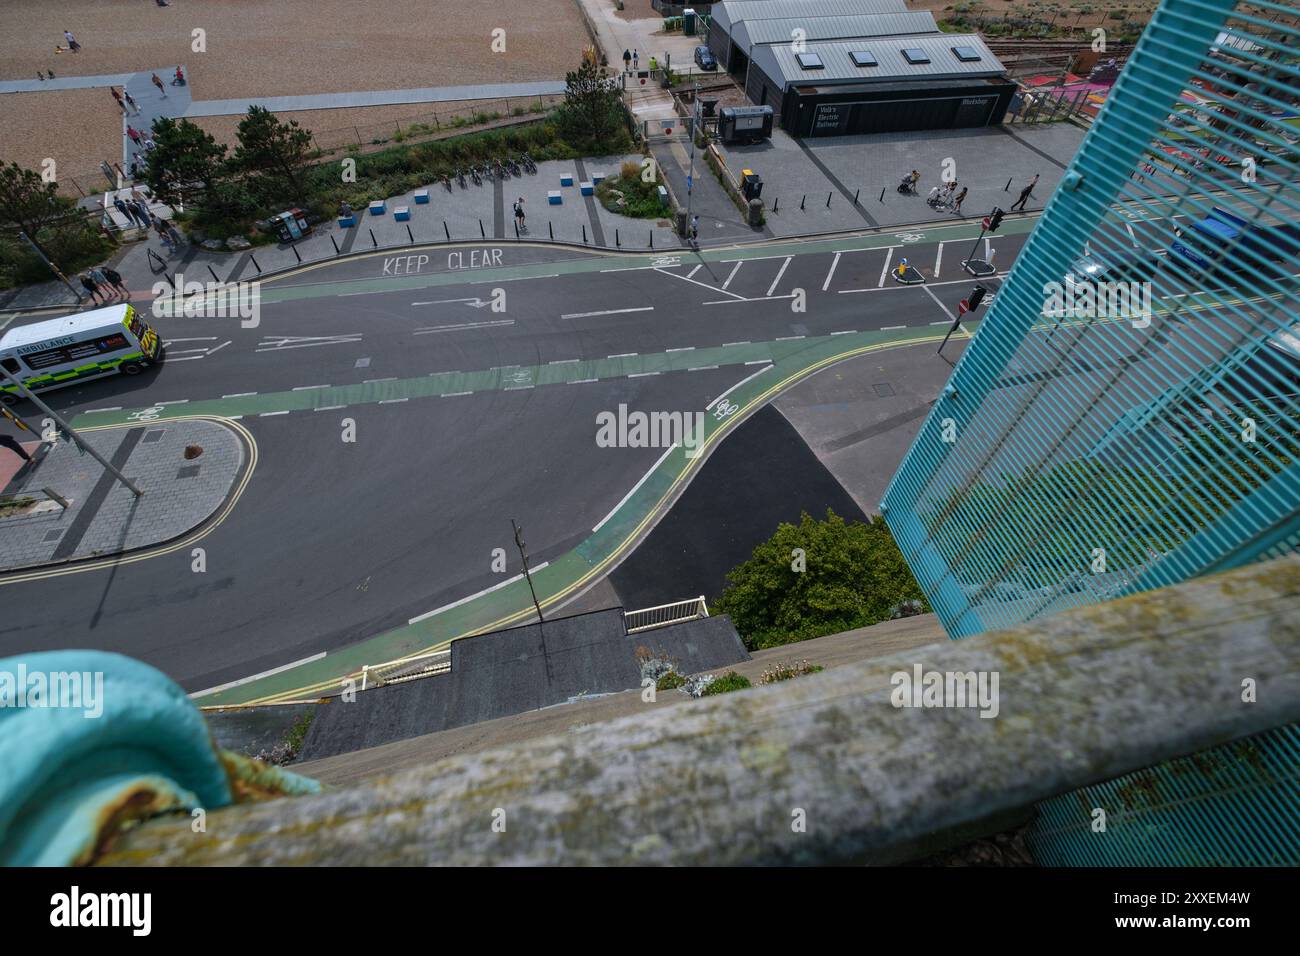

left=269, top=207, right=312, bottom=242
left=742, top=172, right=763, bottom=201
left=683, top=9, right=697, bottom=36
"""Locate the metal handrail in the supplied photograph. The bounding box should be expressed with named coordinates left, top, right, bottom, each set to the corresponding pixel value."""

left=624, top=595, right=709, bottom=634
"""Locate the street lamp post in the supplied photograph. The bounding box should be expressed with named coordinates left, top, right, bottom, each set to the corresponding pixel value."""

left=685, top=79, right=700, bottom=239
left=511, top=518, right=544, bottom=624
left=0, top=367, right=143, bottom=497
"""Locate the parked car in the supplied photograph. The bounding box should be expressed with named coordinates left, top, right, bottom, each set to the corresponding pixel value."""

left=694, top=45, right=717, bottom=71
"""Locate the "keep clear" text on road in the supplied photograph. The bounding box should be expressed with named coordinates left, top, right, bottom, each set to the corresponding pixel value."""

left=381, top=249, right=504, bottom=275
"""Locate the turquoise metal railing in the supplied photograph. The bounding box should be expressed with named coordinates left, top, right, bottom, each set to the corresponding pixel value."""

left=882, top=0, right=1300, bottom=865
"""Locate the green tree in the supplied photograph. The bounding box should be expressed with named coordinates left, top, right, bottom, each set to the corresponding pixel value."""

left=0, top=162, right=112, bottom=286
left=0, top=162, right=68, bottom=263
left=233, top=106, right=314, bottom=204
left=713, top=509, right=928, bottom=650
left=144, top=117, right=244, bottom=219
left=556, top=58, right=623, bottom=151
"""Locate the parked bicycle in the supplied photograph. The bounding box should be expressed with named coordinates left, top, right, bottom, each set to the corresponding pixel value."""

left=521, top=151, right=537, bottom=174
left=506, top=157, right=521, bottom=177
left=470, top=165, right=482, bottom=186
left=494, top=159, right=508, bottom=180
left=456, top=167, right=467, bottom=188
left=442, top=173, right=452, bottom=192
left=480, top=162, right=495, bottom=182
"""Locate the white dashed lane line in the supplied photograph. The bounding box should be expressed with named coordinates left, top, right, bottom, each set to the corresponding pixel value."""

left=222, top=392, right=257, bottom=398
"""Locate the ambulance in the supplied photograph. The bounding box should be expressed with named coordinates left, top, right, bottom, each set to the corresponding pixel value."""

left=0, top=304, right=163, bottom=405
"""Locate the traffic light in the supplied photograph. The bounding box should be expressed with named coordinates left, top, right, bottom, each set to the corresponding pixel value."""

left=987, top=207, right=1004, bottom=232
left=968, top=284, right=988, bottom=311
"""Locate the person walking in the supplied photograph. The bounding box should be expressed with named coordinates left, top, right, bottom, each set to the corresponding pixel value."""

left=112, top=195, right=131, bottom=224
left=88, top=266, right=114, bottom=299
left=102, top=266, right=130, bottom=299
left=130, top=199, right=152, bottom=229
left=172, top=65, right=186, bottom=86
left=1010, top=174, right=1039, bottom=212
left=622, top=49, right=631, bottom=74
left=126, top=125, right=143, bottom=147
left=63, top=30, right=81, bottom=53
left=110, top=87, right=126, bottom=113
left=690, top=214, right=699, bottom=245
left=79, top=274, right=105, bottom=304
left=632, top=49, right=639, bottom=71
left=513, top=197, right=526, bottom=231
left=151, top=72, right=167, bottom=98
left=0, top=434, right=33, bottom=464
left=123, top=90, right=141, bottom=114
left=154, top=217, right=177, bottom=253
left=953, top=186, right=968, bottom=213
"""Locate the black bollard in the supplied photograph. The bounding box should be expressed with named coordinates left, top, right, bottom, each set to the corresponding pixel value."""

left=207, top=264, right=221, bottom=282
left=800, top=194, right=806, bottom=210
left=250, top=254, right=262, bottom=274
left=369, top=228, right=377, bottom=248
left=291, top=245, right=301, bottom=263
left=1005, top=177, right=1013, bottom=191
left=826, top=192, right=832, bottom=208
left=405, top=224, right=414, bottom=243
left=480, top=219, right=485, bottom=239
left=773, top=196, right=779, bottom=213
left=583, top=223, right=587, bottom=244
left=514, top=220, right=519, bottom=239
left=444, top=221, right=450, bottom=241
left=330, top=235, right=340, bottom=254
left=549, top=221, right=554, bottom=240
left=616, top=228, right=620, bottom=248
left=853, top=188, right=859, bottom=205
left=649, top=230, right=653, bottom=249
left=880, top=187, right=885, bottom=203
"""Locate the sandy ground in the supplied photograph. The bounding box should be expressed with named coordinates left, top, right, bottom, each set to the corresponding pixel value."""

left=0, top=0, right=587, bottom=186
left=0, top=89, right=123, bottom=197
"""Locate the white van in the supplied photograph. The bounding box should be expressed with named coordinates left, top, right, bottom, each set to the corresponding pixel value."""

left=0, top=304, right=164, bottom=405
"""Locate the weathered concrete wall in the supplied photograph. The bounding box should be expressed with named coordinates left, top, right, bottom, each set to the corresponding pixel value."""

left=101, top=555, right=1300, bottom=866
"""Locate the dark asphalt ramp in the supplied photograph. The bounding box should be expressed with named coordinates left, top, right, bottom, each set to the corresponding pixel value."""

left=609, top=403, right=867, bottom=610
left=299, top=609, right=749, bottom=761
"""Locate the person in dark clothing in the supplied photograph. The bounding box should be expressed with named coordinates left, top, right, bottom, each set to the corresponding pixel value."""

left=1010, top=174, right=1039, bottom=212
left=102, top=266, right=130, bottom=299
left=622, top=49, right=631, bottom=73
left=0, top=435, right=32, bottom=463
left=79, top=274, right=105, bottom=304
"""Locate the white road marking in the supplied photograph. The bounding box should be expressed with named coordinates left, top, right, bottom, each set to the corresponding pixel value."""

left=414, top=319, right=514, bottom=335
left=189, top=652, right=328, bottom=699
left=723, top=341, right=750, bottom=347
left=608, top=352, right=638, bottom=358
left=766, top=257, right=792, bottom=297
left=831, top=330, right=856, bottom=335
left=879, top=248, right=894, bottom=287
left=687, top=265, right=702, bottom=278
left=688, top=365, right=718, bottom=371
left=256, top=334, right=362, bottom=352
left=881, top=325, right=906, bottom=330
left=666, top=346, right=695, bottom=352
left=719, top=254, right=793, bottom=263
left=292, top=385, right=330, bottom=391
left=378, top=398, right=409, bottom=404
left=923, top=284, right=958, bottom=323
left=504, top=385, right=534, bottom=391
left=707, top=363, right=773, bottom=410
left=934, top=242, right=944, bottom=277
left=84, top=407, right=122, bottom=413
left=156, top=399, right=189, bottom=405
left=549, top=358, right=581, bottom=364
left=702, top=294, right=797, bottom=306
left=222, top=392, right=257, bottom=398
left=822, top=252, right=841, bottom=291
left=442, top=391, right=474, bottom=397
left=722, top=261, right=743, bottom=289
left=408, top=563, right=550, bottom=625
left=206, top=340, right=232, bottom=357
left=776, top=335, right=805, bottom=341
left=628, top=371, right=660, bottom=378
left=260, top=410, right=290, bottom=417
left=570, top=378, right=599, bottom=384
left=364, top=377, right=397, bottom=383
left=591, top=445, right=678, bottom=533
left=655, top=266, right=746, bottom=301
left=165, top=354, right=208, bottom=362
left=314, top=405, right=346, bottom=411
left=561, top=306, right=654, bottom=320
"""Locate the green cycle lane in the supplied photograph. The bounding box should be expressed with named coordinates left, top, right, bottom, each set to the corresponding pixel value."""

left=184, top=320, right=975, bottom=705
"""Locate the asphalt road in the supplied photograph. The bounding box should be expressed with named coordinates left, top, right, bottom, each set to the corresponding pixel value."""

left=0, top=227, right=1030, bottom=691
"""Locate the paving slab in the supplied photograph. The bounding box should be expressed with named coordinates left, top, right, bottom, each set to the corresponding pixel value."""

left=0, top=417, right=245, bottom=572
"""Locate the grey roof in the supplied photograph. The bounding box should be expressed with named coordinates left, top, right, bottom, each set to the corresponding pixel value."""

left=712, top=0, right=907, bottom=34
left=733, top=11, right=938, bottom=49
left=752, top=33, right=1007, bottom=87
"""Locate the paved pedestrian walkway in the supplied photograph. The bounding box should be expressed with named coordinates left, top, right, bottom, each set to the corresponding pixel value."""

left=0, top=418, right=246, bottom=572
left=181, top=81, right=565, bottom=117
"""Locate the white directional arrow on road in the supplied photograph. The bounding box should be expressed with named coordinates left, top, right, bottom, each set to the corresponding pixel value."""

left=411, top=297, right=490, bottom=308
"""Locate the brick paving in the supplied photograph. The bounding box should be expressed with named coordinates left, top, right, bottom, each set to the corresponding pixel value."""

left=0, top=418, right=245, bottom=572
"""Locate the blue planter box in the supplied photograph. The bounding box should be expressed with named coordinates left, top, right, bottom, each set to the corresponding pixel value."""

left=548, top=190, right=562, bottom=205
left=591, top=173, right=605, bottom=185
left=559, top=174, right=574, bottom=187
left=394, top=206, right=411, bottom=221
left=580, top=182, right=594, bottom=196
left=369, top=200, right=386, bottom=215
left=414, top=189, right=429, bottom=204
left=338, top=215, right=356, bottom=228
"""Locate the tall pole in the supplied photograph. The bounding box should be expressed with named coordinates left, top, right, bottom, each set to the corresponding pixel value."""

left=512, top=518, right=544, bottom=623
left=685, top=79, right=700, bottom=230
left=18, top=231, right=83, bottom=304
left=0, top=366, right=143, bottom=497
